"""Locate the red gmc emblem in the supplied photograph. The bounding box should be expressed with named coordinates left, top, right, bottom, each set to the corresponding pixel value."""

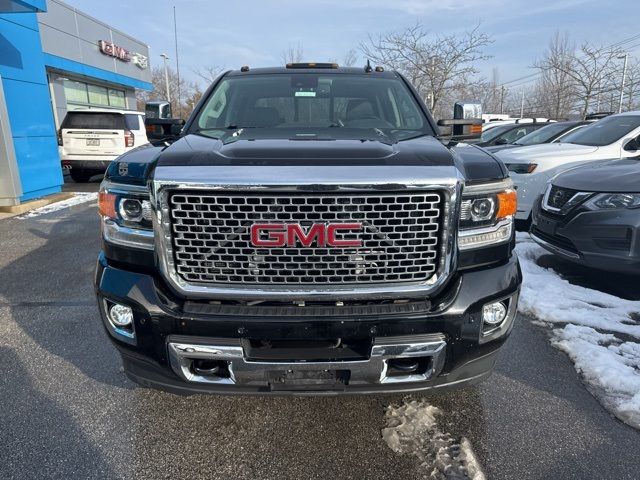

left=250, top=223, right=363, bottom=248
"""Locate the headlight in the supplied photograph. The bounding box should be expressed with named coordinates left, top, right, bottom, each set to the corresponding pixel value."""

left=458, top=179, right=516, bottom=250
left=587, top=193, right=640, bottom=209
left=98, top=182, right=154, bottom=249
left=506, top=163, right=537, bottom=174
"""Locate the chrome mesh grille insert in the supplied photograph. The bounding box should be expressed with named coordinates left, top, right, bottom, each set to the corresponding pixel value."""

left=168, top=191, right=443, bottom=285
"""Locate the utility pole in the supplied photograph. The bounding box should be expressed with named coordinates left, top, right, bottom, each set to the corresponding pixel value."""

left=160, top=53, right=171, bottom=103
left=520, top=90, right=525, bottom=118
left=173, top=6, right=182, bottom=118
left=618, top=52, right=629, bottom=113
left=500, top=85, right=505, bottom=115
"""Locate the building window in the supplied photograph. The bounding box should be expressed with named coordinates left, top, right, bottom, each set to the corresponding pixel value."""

left=63, top=79, right=127, bottom=109
left=63, top=80, right=89, bottom=104
left=88, top=84, right=109, bottom=106
left=108, top=89, right=126, bottom=108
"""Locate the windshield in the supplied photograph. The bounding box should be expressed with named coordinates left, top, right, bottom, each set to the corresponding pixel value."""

left=190, top=73, right=433, bottom=141
left=514, top=123, right=574, bottom=145
left=480, top=124, right=514, bottom=142
left=560, top=115, right=640, bottom=146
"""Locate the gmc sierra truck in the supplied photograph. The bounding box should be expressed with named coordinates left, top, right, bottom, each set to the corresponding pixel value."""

left=95, top=64, right=522, bottom=395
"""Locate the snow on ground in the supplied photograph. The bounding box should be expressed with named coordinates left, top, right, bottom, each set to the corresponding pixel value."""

left=515, top=231, right=640, bottom=429
left=382, top=399, right=485, bottom=479
left=18, top=192, right=98, bottom=219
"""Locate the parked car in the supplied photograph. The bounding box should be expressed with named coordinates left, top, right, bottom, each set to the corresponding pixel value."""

left=481, top=117, right=552, bottom=132
left=476, top=121, right=551, bottom=147
left=496, top=111, right=640, bottom=223
left=94, top=63, right=521, bottom=395
left=530, top=158, right=640, bottom=274
left=58, top=109, right=148, bottom=182
left=483, top=120, right=590, bottom=153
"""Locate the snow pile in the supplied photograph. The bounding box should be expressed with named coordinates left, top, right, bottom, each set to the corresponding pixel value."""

left=382, top=399, right=485, bottom=479
left=19, top=192, right=98, bottom=219
left=515, top=232, right=640, bottom=429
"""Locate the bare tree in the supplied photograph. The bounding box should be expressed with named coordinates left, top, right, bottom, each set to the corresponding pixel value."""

left=535, top=36, right=622, bottom=119
left=343, top=49, right=358, bottom=67
left=193, top=65, right=224, bottom=86
left=136, top=65, right=200, bottom=118
left=623, top=59, right=640, bottom=111
left=360, top=24, right=492, bottom=118
left=530, top=32, right=576, bottom=119
left=281, top=42, right=304, bottom=64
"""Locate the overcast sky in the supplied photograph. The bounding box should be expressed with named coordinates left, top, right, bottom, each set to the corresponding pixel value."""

left=72, top=0, right=640, bottom=89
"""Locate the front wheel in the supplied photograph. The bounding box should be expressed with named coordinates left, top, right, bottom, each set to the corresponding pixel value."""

left=70, top=169, right=94, bottom=183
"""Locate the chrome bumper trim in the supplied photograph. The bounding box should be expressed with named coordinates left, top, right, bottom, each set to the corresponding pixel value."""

left=167, top=334, right=447, bottom=387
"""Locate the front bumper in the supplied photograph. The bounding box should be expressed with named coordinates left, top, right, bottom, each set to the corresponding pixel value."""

left=95, top=253, right=521, bottom=395
left=531, top=197, right=640, bottom=274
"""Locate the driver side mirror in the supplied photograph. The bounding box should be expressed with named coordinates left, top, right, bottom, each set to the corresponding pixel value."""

left=494, top=138, right=508, bottom=145
left=145, top=118, right=186, bottom=146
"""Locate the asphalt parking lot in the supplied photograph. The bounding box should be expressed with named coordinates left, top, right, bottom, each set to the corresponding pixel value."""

left=1, top=183, right=639, bottom=479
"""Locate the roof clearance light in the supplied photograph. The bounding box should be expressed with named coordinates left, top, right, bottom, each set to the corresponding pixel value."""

left=286, top=63, right=339, bottom=69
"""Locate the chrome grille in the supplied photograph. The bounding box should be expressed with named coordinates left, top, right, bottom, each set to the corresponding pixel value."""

left=168, top=191, right=443, bottom=285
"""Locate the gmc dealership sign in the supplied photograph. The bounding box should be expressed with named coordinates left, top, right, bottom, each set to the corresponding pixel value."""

left=98, top=40, right=148, bottom=69
left=98, top=40, right=130, bottom=61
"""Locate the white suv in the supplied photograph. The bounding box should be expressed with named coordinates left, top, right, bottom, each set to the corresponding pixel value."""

left=495, top=112, right=640, bottom=222
left=58, top=109, right=148, bottom=182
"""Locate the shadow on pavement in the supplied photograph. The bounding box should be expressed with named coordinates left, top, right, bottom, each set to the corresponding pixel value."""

left=0, top=202, right=133, bottom=390
left=0, top=346, right=118, bottom=479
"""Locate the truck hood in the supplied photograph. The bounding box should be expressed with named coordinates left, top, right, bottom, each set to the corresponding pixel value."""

left=495, top=143, right=599, bottom=163
left=553, top=158, right=640, bottom=193
left=156, top=131, right=456, bottom=167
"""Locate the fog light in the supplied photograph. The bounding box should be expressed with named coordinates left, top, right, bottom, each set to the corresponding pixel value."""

left=109, top=303, right=133, bottom=327
left=482, top=301, right=507, bottom=326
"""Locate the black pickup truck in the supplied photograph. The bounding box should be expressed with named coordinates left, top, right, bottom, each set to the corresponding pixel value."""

left=95, top=64, right=521, bottom=394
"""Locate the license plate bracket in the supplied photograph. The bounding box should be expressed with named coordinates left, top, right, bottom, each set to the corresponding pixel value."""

left=268, top=369, right=346, bottom=391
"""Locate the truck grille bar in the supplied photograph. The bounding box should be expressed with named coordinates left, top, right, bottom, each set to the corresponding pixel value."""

left=167, top=191, right=443, bottom=286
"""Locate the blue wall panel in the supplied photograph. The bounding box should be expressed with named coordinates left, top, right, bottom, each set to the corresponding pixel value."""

left=0, top=9, right=62, bottom=202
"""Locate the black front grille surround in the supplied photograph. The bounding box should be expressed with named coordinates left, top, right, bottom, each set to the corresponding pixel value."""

left=168, top=190, right=444, bottom=285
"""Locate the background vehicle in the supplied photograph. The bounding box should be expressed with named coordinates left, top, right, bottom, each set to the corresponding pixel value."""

left=476, top=120, right=551, bottom=147
left=530, top=159, right=640, bottom=274
left=94, top=64, right=521, bottom=395
left=481, top=117, right=552, bottom=132
left=483, top=120, right=590, bottom=153
left=59, top=109, right=148, bottom=182
left=496, top=112, right=640, bottom=224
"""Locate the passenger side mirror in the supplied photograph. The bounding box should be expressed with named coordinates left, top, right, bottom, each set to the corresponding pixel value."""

left=438, top=101, right=483, bottom=142
left=494, top=138, right=508, bottom=145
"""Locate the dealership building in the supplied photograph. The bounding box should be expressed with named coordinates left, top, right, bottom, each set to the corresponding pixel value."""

left=0, top=0, right=152, bottom=207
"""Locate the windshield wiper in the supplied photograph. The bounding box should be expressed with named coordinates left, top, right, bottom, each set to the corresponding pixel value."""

left=328, top=119, right=344, bottom=128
